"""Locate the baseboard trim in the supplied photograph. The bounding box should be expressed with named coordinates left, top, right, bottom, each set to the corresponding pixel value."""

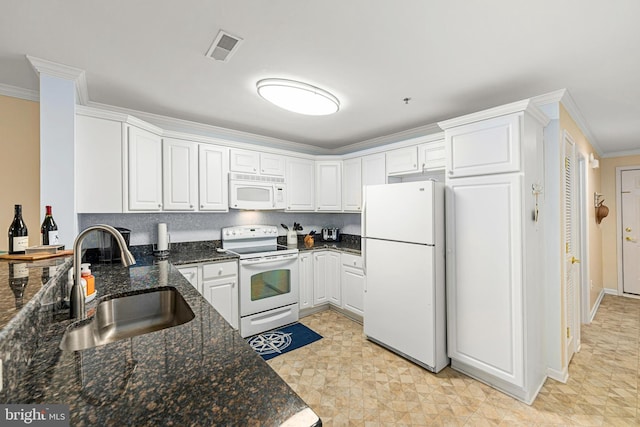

left=590, top=289, right=606, bottom=323
left=546, top=367, right=569, bottom=383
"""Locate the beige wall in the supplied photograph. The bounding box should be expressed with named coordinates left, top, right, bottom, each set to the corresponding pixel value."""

left=0, top=95, right=40, bottom=252
left=559, top=104, right=603, bottom=313
left=600, top=155, right=640, bottom=291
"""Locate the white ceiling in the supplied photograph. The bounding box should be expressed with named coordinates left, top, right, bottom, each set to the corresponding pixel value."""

left=1, top=1, right=639, bottom=156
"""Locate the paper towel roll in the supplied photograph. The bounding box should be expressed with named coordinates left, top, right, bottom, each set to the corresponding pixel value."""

left=157, top=223, right=168, bottom=251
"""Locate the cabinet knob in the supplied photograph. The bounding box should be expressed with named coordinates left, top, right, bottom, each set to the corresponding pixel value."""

left=201, top=204, right=204, bottom=208
left=158, top=204, right=162, bottom=208
left=353, top=261, right=356, bottom=266
left=218, top=268, right=223, bottom=275
left=190, top=204, right=194, bottom=208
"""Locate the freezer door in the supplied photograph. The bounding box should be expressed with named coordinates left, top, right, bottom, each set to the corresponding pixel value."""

left=364, top=181, right=435, bottom=245
left=364, top=239, right=435, bottom=368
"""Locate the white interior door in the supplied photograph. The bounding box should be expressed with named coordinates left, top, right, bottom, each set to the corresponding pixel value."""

left=622, top=169, right=640, bottom=295
left=563, top=132, right=580, bottom=362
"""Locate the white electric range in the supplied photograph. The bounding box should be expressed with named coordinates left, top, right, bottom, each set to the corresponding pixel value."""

left=222, top=225, right=299, bottom=338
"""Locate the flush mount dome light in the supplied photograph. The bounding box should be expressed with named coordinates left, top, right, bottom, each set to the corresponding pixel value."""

left=256, top=79, right=339, bottom=115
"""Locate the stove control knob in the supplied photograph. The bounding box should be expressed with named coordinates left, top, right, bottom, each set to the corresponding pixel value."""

left=232, top=230, right=236, bottom=235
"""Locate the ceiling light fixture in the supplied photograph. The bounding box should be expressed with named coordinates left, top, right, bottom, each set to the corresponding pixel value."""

left=256, top=79, right=340, bottom=116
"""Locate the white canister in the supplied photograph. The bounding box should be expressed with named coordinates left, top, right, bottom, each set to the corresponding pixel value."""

left=287, top=230, right=297, bottom=246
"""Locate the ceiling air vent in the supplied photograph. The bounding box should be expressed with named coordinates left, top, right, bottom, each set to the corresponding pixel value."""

left=206, top=30, right=243, bottom=62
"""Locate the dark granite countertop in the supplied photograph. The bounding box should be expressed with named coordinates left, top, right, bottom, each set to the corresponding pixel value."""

left=0, top=259, right=318, bottom=426
left=0, top=256, right=72, bottom=330
left=291, top=234, right=361, bottom=255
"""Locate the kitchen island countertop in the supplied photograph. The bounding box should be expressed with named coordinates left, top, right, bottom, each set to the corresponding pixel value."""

left=2, top=260, right=319, bottom=426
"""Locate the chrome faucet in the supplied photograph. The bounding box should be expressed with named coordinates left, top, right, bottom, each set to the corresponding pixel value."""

left=70, top=224, right=136, bottom=319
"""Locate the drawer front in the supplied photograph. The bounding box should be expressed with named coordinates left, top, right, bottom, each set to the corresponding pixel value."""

left=341, top=253, right=363, bottom=270
left=447, top=113, right=521, bottom=178
left=202, top=261, right=238, bottom=279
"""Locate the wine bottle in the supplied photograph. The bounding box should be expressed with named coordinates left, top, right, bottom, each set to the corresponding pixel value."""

left=8, top=204, right=28, bottom=254
left=41, top=205, right=59, bottom=245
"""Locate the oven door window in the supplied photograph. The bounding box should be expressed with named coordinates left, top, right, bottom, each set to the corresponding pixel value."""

left=251, top=269, right=291, bottom=301
left=237, top=186, right=271, bottom=202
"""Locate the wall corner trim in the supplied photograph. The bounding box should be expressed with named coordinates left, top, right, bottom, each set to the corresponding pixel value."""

left=25, top=55, right=89, bottom=105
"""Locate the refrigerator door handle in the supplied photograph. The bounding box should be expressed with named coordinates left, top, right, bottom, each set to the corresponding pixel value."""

left=361, top=191, right=366, bottom=277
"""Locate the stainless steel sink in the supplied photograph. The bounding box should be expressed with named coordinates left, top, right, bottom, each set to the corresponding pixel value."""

left=60, top=287, right=195, bottom=352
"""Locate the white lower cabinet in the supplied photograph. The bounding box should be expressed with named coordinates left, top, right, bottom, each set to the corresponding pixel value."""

left=177, top=260, right=239, bottom=329
left=311, top=250, right=342, bottom=306
left=298, top=252, right=314, bottom=310
left=340, top=253, right=365, bottom=317
left=177, top=265, right=200, bottom=293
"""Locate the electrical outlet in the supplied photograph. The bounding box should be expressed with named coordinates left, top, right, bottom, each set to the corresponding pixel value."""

left=590, top=280, right=594, bottom=290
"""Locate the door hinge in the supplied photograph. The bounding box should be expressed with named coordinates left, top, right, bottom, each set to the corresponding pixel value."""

left=566, top=242, right=569, bottom=253
left=564, top=157, right=569, bottom=169
left=567, top=327, right=570, bottom=338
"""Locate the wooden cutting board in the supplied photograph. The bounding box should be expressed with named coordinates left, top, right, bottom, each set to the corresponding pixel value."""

left=0, top=250, right=74, bottom=261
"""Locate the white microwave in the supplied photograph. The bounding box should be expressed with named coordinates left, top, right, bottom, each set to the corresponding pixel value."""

left=229, top=173, right=287, bottom=210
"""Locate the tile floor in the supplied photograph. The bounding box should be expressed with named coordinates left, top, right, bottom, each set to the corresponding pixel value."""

left=268, top=295, right=640, bottom=426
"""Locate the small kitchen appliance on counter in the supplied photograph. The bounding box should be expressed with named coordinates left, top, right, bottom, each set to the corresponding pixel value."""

left=321, top=228, right=340, bottom=242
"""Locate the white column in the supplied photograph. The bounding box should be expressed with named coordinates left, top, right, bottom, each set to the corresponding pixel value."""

left=28, top=56, right=87, bottom=248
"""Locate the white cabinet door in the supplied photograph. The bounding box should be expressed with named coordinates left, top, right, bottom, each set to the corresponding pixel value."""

left=327, top=251, right=342, bottom=306
left=76, top=115, right=123, bottom=213
left=386, top=146, right=418, bottom=175
left=316, top=161, right=342, bottom=211
left=229, top=148, right=260, bottom=174
left=260, top=152, right=286, bottom=176
left=177, top=265, right=200, bottom=293
left=199, top=144, right=229, bottom=211
left=202, top=261, right=239, bottom=329
left=341, top=254, right=364, bottom=317
left=162, top=138, right=198, bottom=211
left=127, top=126, right=163, bottom=211
left=286, top=157, right=315, bottom=211
left=342, top=158, right=362, bottom=212
left=313, top=251, right=329, bottom=305
left=446, top=173, right=524, bottom=387
left=299, top=252, right=314, bottom=310
left=419, top=139, right=446, bottom=171
left=446, top=113, right=521, bottom=178
left=362, top=153, right=386, bottom=187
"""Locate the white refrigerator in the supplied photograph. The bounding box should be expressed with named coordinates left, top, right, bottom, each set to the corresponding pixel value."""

left=362, top=180, right=448, bottom=372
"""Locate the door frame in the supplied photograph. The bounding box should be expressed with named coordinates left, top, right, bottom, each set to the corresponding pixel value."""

left=616, top=165, right=640, bottom=296
left=578, top=154, right=589, bottom=326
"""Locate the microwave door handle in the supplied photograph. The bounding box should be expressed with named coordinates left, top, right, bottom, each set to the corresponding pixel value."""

left=272, top=184, right=276, bottom=208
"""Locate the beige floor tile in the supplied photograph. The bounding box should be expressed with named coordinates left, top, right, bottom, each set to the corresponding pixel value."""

left=266, top=295, right=640, bottom=426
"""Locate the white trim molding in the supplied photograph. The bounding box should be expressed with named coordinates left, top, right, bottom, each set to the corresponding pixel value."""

left=532, top=88, right=603, bottom=157
left=546, top=367, right=569, bottom=384
left=26, top=55, right=89, bottom=105
left=0, top=83, right=39, bottom=102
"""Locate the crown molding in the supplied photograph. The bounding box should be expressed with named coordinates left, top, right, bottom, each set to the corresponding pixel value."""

left=601, top=148, right=640, bottom=159
left=334, top=123, right=443, bottom=155
left=25, top=55, right=89, bottom=105
left=0, top=83, right=39, bottom=102
left=438, top=99, right=549, bottom=130
left=85, top=100, right=331, bottom=156
left=532, top=88, right=602, bottom=156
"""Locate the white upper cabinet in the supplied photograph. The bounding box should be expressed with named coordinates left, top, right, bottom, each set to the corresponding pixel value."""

left=199, top=144, right=229, bottom=211
left=419, top=139, right=446, bottom=172
left=342, top=158, right=362, bottom=212
left=127, top=125, right=163, bottom=211
left=230, top=148, right=285, bottom=176
left=446, top=114, right=521, bottom=178
left=162, top=138, right=198, bottom=211
left=362, top=153, right=386, bottom=186
left=76, top=114, right=123, bottom=213
left=316, top=161, right=342, bottom=211
left=386, top=146, right=418, bottom=175
left=286, top=157, right=315, bottom=211
left=259, top=152, right=286, bottom=176
left=229, top=148, right=260, bottom=174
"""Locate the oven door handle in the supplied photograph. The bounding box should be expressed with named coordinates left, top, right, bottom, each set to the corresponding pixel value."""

left=240, top=254, right=299, bottom=266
